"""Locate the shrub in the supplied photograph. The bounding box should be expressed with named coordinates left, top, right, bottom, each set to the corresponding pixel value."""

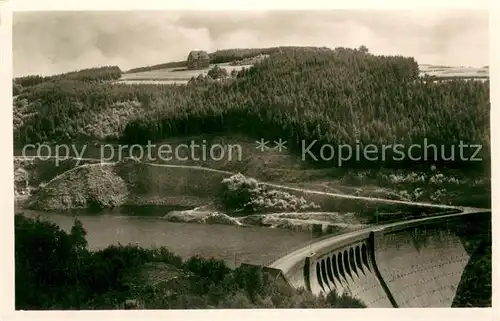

left=221, top=174, right=320, bottom=213
left=221, top=173, right=259, bottom=210
left=207, top=65, right=229, bottom=80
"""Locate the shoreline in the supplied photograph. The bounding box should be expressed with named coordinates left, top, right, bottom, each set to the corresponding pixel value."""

left=16, top=204, right=371, bottom=235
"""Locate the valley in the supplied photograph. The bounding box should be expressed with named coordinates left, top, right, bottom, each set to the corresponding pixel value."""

left=12, top=45, right=491, bottom=310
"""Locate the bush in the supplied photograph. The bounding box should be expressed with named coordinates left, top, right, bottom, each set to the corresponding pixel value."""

left=221, top=174, right=320, bottom=213
left=221, top=173, right=259, bottom=210
left=15, top=215, right=86, bottom=308
left=207, top=65, right=229, bottom=80
left=184, top=256, right=232, bottom=282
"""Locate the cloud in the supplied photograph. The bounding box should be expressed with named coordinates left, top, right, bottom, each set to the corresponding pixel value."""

left=13, top=10, right=489, bottom=77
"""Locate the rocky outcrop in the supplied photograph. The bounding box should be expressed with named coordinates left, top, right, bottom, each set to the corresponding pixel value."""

left=28, top=164, right=129, bottom=211
left=163, top=209, right=241, bottom=226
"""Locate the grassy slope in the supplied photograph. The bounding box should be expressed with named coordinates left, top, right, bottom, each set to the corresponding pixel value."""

left=419, top=64, right=489, bottom=78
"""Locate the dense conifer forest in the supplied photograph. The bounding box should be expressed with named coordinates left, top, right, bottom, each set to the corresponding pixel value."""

left=13, top=46, right=489, bottom=169
left=14, top=66, right=122, bottom=87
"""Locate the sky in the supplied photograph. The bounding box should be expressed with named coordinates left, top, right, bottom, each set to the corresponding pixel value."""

left=13, top=10, right=489, bottom=77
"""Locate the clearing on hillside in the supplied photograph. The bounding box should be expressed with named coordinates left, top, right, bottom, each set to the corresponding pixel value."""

left=116, top=63, right=253, bottom=85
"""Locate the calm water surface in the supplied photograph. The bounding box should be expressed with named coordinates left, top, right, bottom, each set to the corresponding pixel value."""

left=20, top=209, right=312, bottom=268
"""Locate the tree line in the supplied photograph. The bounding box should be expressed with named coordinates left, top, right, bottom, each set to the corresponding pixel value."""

left=13, top=66, right=122, bottom=91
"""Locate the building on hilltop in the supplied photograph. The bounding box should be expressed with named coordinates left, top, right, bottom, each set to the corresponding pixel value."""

left=187, top=50, right=210, bottom=70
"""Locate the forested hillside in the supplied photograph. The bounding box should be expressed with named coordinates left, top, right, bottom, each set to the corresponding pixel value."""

left=13, top=47, right=490, bottom=169
left=14, top=66, right=122, bottom=88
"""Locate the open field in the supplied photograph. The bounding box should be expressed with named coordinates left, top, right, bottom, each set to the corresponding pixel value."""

left=116, top=63, right=253, bottom=85
left=419, top=64, right=489, bottom=79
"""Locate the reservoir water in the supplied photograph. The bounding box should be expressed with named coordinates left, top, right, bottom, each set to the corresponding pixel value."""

left=19, top=209, right=313, bottom=268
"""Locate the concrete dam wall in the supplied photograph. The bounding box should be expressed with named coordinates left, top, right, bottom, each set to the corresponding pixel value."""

left=269, top=210, right=491, bottom=307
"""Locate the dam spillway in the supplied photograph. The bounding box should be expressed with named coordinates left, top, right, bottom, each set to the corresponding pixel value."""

left=269, top=210, right=491, bottom=308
